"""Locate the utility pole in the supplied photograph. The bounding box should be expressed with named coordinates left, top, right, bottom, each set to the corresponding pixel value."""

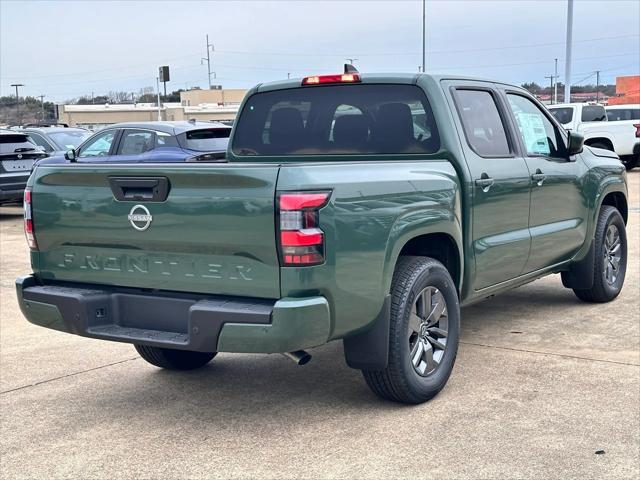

left=10, top=83, right=24, bottom=125
left=156, top=76, right=162, bottom=121
left=554, top=58, right=558, bottom=104
left=38, top=95, right=45, bottom=121
left=545, top=75, right=554, bottom=104
left=287, top=73, right=291, bottom=79
left=201, top=34, right=214, bottom=89
left=91, top=91, right=95, bottom=104
left=595, top=70, right=601, bottom=103
left=422, top=0, right=426, bottom=73
left=564, top=0, right=574, bottom=103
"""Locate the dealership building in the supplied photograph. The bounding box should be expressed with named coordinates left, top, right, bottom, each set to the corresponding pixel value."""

left=56, top=88, right=247, bottom=130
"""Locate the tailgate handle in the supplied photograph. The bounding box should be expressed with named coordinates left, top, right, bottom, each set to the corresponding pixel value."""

left=109, top=177, right=170, bottom=202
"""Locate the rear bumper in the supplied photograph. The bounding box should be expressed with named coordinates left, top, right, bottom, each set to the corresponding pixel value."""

left=16, top=275, right=331, bottom=353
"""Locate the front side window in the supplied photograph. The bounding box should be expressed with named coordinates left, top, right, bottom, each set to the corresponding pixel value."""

left=581, top=105, right=607, bottom=122
left=118, top=130, right=154, bottom=155
left=548, top=107, right=574, bottom=125
left=455, top=89, right=511, bottom=157
left=232, top=84, right=440, bottom=156
left=507, top=94, right=567, bottom=159
left=78, top=130, right=116, bottom=158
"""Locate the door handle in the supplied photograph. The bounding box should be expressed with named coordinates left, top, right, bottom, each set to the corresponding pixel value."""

left=475, top=174, right=494, bottom=192
left=531, top=169, right=546, bottom=186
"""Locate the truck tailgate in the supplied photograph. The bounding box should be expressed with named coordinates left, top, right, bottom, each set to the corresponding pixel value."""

left=29, top=164, right=281, bottom=299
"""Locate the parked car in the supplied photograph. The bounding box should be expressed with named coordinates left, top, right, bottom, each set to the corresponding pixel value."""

left=21, top=124, right=92, bottom=156
left=39, top=121, right=232, bottom=165
left=548, top=102, right=640, bottom=170
left=605, top=104, right=640, bottom=121
left=17, top=70, right=628, bottom=404
left=0, top=130, right=47, bottom=205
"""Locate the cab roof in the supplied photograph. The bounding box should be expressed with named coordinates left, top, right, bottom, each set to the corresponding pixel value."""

left=254, top=72, right=518, bottom=93
left=100, top=121, right=231, bottom=135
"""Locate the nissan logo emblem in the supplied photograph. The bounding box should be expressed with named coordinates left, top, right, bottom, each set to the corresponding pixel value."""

left=127, top=204, right=153, bottom=231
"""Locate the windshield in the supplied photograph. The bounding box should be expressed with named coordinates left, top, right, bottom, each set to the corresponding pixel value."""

left=48, top=130, right=91, bottom=149
left=232, top=84, right=440, bottom=156
left=179, top=128, right=231, bottom=152
left=0, top=134, right=38, bottom=154
left=549, top=107, right=573, bottom=125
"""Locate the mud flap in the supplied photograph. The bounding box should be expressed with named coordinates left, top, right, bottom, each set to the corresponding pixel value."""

left=343, top=295, right=390, bottom=370
left=561, top=240, right=595, bottom=290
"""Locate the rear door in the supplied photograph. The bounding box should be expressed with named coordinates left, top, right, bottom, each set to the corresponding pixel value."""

left=113, top=128, right=156, bottom=162
left=448, top=83, right=532, bottom=290
left=30, top=163, right=281, bottom=299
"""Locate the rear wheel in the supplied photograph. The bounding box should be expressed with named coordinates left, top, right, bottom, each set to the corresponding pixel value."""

left=135, top=345, right=216, bottom=370
left=362, top=256, right=460, bottom=404
left=573, top=205, right=627, bottom=303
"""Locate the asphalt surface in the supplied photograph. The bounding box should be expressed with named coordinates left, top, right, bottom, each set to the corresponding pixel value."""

left=1, top=172, right=638, bottom=479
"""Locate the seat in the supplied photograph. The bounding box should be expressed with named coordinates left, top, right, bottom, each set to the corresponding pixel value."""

left=332, top=115, right=369, bottom=151
left=268, top=108, right=305, bottom=153
left=374, top=103, right=416, bottom=153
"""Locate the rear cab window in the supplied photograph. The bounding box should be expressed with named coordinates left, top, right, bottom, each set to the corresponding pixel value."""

left=581, top=105, right=607, bottom=122
left=232, top=84, right=440, bottom=156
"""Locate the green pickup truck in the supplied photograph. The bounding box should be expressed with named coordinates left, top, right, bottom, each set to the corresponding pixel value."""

left=16, top=71, right=628, bottom=404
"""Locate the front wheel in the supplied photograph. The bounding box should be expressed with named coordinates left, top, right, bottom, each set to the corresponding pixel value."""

left=363, top=256, right=460, bottom=404
left=573, top=205, right=627, bottom=302
left=135, top=345, right=216, bottom=370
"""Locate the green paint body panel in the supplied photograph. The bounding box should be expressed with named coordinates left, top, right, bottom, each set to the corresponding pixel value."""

left=18, top=73, right=628, bottom=354
left=217, top=297, right=331, bottom=353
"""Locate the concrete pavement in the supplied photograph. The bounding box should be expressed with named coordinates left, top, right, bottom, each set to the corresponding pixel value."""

left=1, top=172, right=638, bottom=479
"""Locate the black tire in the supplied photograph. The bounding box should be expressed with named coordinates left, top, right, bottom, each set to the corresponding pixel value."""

left=135, top=344, right=216, bottom=370
left=362, top=256, right=460, bottom=404
left=573, top=205, right=627, bottom=303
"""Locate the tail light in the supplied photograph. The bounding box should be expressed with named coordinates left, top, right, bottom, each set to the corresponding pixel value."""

left=278, top=191, right=330, bottom=266
left=633, top=123, right=640, bottom=138
left=23, top=187, right=37, bottom=250
left=302, top=73, right=361, bottom=86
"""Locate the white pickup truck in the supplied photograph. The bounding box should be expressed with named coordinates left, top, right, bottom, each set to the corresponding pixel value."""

left=548, top=103, right=640, bottom=170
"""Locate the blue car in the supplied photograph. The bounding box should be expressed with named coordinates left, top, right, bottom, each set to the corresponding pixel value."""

left=39, top=121, right=231, bottom=164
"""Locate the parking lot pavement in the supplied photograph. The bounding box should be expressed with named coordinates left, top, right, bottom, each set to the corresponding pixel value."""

left=1, top=173, right=638, bottom=479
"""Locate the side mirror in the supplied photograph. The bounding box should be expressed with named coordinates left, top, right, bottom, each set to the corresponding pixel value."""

left=64, top=148, right=77, bottom=162
left=567, top=131, right=584, bottom=156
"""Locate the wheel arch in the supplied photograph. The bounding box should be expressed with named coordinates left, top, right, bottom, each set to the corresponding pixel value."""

left=600, top=191, right=628, bottom=224
left=584, top=136, right=615, bottom=151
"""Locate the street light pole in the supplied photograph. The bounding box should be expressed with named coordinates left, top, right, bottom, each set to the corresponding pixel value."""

left=564, top=0, right=574, bottom=103
left=201, top=34, right=214, bottom=89
left=421, top=0, right=426, bottom=73
left=156, top=76, right=162, bottom=121
left=596, top=70, right=600, bottom=103
left=554, top=58, right=558, bottom=104
left=10, top=83, right=24, bottom=125
left=38, top=95, right=45, bottom=121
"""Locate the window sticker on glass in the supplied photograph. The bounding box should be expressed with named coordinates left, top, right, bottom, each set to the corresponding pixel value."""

left=513, top=112, right=550, bottom=155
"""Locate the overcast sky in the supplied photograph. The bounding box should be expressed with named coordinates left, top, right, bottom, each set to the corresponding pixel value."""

left=1, top=0, right=638, bottom=102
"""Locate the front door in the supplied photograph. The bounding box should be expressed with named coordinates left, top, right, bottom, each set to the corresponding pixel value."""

left=450, top=85, right=532, bottom=290
left=503, top=92, right=588, bottom=273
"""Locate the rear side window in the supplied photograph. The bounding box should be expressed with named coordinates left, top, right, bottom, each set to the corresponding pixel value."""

left=606, top=108, right=640, bottom=121
left=179, top=128, right=231, bottom=152
left=549, top=107, right=574, bottom=125
left=454, top=89, right=511, bottom=157
left=232, top=84, right=440, bottom=156
left=0, top=134, right=38, bottom=154
left=118, top=130, right=154, bottom=155
left=581, top=105, right=606, bottom=122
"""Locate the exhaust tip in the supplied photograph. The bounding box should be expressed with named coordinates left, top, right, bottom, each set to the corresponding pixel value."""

left=282, top=350, right=312, bottom=365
